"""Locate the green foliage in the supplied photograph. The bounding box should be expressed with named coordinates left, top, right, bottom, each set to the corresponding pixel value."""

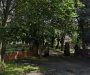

left=71, top=32, right=78, bottom=44
left=1, top=0, right=77, bottom=46
left=77, top=0, right=90, bottom=44
left=0, top=25, right=21, bottom=43
left=44, top=25, right=56, bottom=44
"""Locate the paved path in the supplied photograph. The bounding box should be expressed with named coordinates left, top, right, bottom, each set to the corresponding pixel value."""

left=15, top=50, right=90, bottom=75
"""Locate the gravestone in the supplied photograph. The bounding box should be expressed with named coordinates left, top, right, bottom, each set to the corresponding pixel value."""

left=64, top=42, right=70, bottom=56
left=44, top=42, right=49, bottom=56
left=56, top=38, right=60, bottom=49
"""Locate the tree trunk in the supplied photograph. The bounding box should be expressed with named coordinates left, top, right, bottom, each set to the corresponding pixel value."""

left=2, top=0, right=11, bottom=26
left=61, top=34, right=65, bottom=51
left=61, top=36, right=64, bottom=51
left=22, top=40, right=24, bottom=44
left=0, top=41, right=2, bottom=73
left=82, top=42, right=85, bottom=57
left=0, top=42, right=5, bottom=73
left=0, top=1, right=2, bottom=73
left=51, top=37, right=54, bottom=48
left=1, top=42, right=6, bottom=73
left=56, top=38, right=59, bottom=49
left=43, top=37, right=44, bottom=48
left=0, top=0, right=10, bottom=72
left=82, top=24, right=85, bottom=57
left=36, top=46, right=39, bottom=56
left=1, top=0, right=14, bottom=73
left=34, top=40, right=39, bottom=56
left=39, top=45, right=43, bottom=58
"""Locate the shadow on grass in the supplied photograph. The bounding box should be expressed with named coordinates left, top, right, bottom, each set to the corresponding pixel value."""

left=0, top=60, right=50, bottom=75
left=10, top=56, right=49, bottom=61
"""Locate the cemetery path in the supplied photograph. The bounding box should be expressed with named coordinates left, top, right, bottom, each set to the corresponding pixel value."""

left=14, top=50, right=90, bottom=75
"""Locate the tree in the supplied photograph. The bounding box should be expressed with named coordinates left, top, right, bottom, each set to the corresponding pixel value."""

left=74, top=0, right=90, bottom=56
left=0, top=1, right=2, bottom=72
left=51, top=0, right=77, bottom=51
left=0, top=0, right=30, bottom=73
left=0, top=0, right=82, bottom=73
left=9, top=0, right=64, bottom=56
left=78, top=0, right=90, bottom=56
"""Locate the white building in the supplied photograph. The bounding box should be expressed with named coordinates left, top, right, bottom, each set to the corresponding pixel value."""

left=64, top=36, right=71, bottom=43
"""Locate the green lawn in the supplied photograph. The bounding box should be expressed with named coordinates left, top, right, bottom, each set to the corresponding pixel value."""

left=50, top=48, right=64, bottom=53
left=6, top=46, right=30, bottom=54
left=50, top=48, right=75, bottom=54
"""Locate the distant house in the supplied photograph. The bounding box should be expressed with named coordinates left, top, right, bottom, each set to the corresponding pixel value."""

left=64, top=36, right=71, bottom=43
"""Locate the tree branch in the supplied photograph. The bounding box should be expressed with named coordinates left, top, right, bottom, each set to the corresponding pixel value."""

left=2, top=0, right=6, bottom=18
left=9, top=0, right=28, bottom=13
left=2, top=0, right=5, bottom=10
left=2, top=0, right=12, bottom=26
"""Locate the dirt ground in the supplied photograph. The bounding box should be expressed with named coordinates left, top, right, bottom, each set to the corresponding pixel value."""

left=14, top=50, right=90, bottom=75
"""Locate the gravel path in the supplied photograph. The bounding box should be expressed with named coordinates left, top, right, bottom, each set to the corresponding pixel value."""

left=15, top=50, right=90, bottom=75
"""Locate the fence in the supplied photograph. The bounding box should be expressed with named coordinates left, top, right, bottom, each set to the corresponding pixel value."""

left=78, top=49, right=90, bottom=55
left=4, top=51, right=34, bottom=61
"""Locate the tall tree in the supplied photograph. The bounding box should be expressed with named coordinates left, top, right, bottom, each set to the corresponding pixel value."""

left=0, top=0, right=29, bottom=73
left=51, top=0, right=77, bottom=51
left=0, top=0, right=2, bottom=72
left=74, top=0, right=89, bottom=56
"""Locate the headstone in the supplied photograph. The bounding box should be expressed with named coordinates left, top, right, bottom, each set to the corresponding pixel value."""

left=44, top=42, right=49, bottom=56
left=64, top=42, right=70, bottom=56
left=56, top=38, right=60, bottom=49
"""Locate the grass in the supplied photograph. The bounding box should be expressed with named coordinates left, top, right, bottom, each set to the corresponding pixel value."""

left=6, top=46, right=30, bottom=54
left=50, top=48, right=64, bottom=53
left=50, top=48, right=75, bottom=54
left=0, top=61, right=50, bottom=75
